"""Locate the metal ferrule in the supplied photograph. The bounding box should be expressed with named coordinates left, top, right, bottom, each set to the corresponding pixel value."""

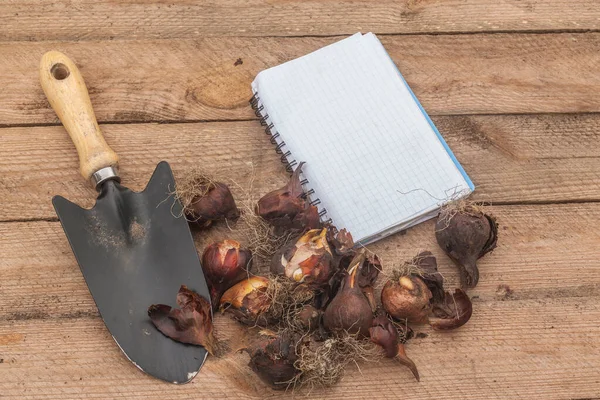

left=91, top=166, right=120, bottom=190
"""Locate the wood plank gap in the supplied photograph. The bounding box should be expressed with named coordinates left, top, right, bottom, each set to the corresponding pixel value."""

left=0, top=310, right=99, bottom=322
left=3, top=29, right=600, bottom=45
left=4, top=198, right=600, bottom=225
left=0, top=118, right=258, bottom=129
left=0, top=217, right=59, bottom=223
left=5, top=112, right=600, bottom=130
left=380, top=28, right=600, bottom=37
left=3, top=287, right=600, bottom=322
left=3, top=33, right=600, bottom=123
left=256, top=28, right=600, bottom=39
left=483, top=199, right=600, bottom=206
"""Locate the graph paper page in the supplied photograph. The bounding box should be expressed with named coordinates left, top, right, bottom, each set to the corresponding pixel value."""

left=252, top=33, right=473, bottom=244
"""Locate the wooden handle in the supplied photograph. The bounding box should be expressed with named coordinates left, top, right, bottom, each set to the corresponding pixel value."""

left=40, top=51, right=118, bottom=182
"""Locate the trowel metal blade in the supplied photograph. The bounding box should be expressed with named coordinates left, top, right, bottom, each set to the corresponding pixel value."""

left=53, top=161, right=209, bottom=384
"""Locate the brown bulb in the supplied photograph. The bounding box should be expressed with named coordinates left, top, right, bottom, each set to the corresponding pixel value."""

left=435, top=206, right=498, bottom=288
left=381, top=275, right=432, bottom=323
left=256, top=162, right=321, bottom=234
left=243, top=331, right=299, bottom=390
left=272, top=228, right=334, bottom=288
left=219, top=277, right=271, bottom=325
left=187, top=181, right=240, bottom=228
left=323, top=251, right=373, bottom=337
left=202, top=240, right=252, bottom=308
left=357, top=253, right=381, bottom=312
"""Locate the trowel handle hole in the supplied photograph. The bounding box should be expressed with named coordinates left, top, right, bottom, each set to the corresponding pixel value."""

left=51, top=63, right=70, bottom=80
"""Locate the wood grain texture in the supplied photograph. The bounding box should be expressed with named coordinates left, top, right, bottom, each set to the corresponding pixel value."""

left=1, top=2, right=599, bottom=398
left=1, top=203, right=599, bottom=319
left=1, top=115, right=600, bottom=222
left=1, top=203, right=600, bottom=399
left=0, top=298, right=598, bottom=400
left=1, top=0, right=599, bottom=41
left=1, top=33, right=600, bottom=125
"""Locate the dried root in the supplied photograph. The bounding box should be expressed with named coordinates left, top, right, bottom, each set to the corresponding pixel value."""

left=390, top=261, right=426, bottom=282
left=289, top=333, right=380, bottom=391
left=436, top=199, right=487, bottom=232
left=170, top=168, right=220, bottom=219
left=170, top=167, right=240, bottom=229
left=220, top=275, right=316, bottom=330
left=228, top=175, right=295, bottom=273
left=243, top=329, right=300, bottom=390
left=264, top=276, right=315, bottom=327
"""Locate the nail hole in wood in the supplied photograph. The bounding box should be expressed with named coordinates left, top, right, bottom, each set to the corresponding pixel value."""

left=51, top=63, right=70, bottom=80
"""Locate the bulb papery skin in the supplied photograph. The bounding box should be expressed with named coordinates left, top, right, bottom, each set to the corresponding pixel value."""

left=435, top=208, right=498, bottom=288
left=323, top=251, right=373, bottom=337
left=202, top=240, right=252, bottom=307
left=381, top=275, right=433, bottom=323
left=219, top=277, right=271, bottom=325
left=275, top=228, right=334, bottom=288
left=187, top=181, right=240, bottom=228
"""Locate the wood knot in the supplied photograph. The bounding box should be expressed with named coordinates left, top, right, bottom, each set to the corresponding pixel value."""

left=186, top=63, right=254, bottom=110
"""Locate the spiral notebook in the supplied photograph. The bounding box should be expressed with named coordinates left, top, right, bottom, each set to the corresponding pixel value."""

left=250, top=32, right=474, bottom=245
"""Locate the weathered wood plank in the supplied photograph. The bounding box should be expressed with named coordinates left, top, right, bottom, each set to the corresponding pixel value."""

left=1, top=203, right=599, bottom=318
left=1, top=0, right=599, bottom=41
left=0, top=298, right=598, bottom=399
left=2, top=2, right=598, bottom=399
left=1, top=33, right=600, bottom=125
left=1, top=115, right=600, bottom=222
left=1, top=203, right=599, bottom=399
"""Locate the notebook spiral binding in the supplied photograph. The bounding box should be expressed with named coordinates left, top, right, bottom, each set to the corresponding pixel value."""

left=250, top=93, right=333, bottom=225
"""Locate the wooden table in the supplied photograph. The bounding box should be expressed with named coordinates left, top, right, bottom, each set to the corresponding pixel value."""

left=1, top=1, right=599, bottom=399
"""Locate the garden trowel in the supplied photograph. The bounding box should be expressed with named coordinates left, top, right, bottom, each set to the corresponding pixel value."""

left=40, top=51, right=209, bottom=384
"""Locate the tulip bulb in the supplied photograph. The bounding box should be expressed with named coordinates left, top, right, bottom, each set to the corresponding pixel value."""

left=272, top=228, right=334, bottom=288
left=256, top=162, right=321, bottom=234
left=296, top=304, right=321, bottom=332
left=356, top=253, right=381, bottom=312
left=243, top=331, right=300, bottom=390
left=435, top=205, right=498, bottom=288
left=323, top=251, right=374, bottom=337
left=186, top=179, right=240, bottom=228
left=381, top=275, right=432, bottom=323
left=219, top=276, right=271, bottom=325
left=202, top=240, right=252, bottom=308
